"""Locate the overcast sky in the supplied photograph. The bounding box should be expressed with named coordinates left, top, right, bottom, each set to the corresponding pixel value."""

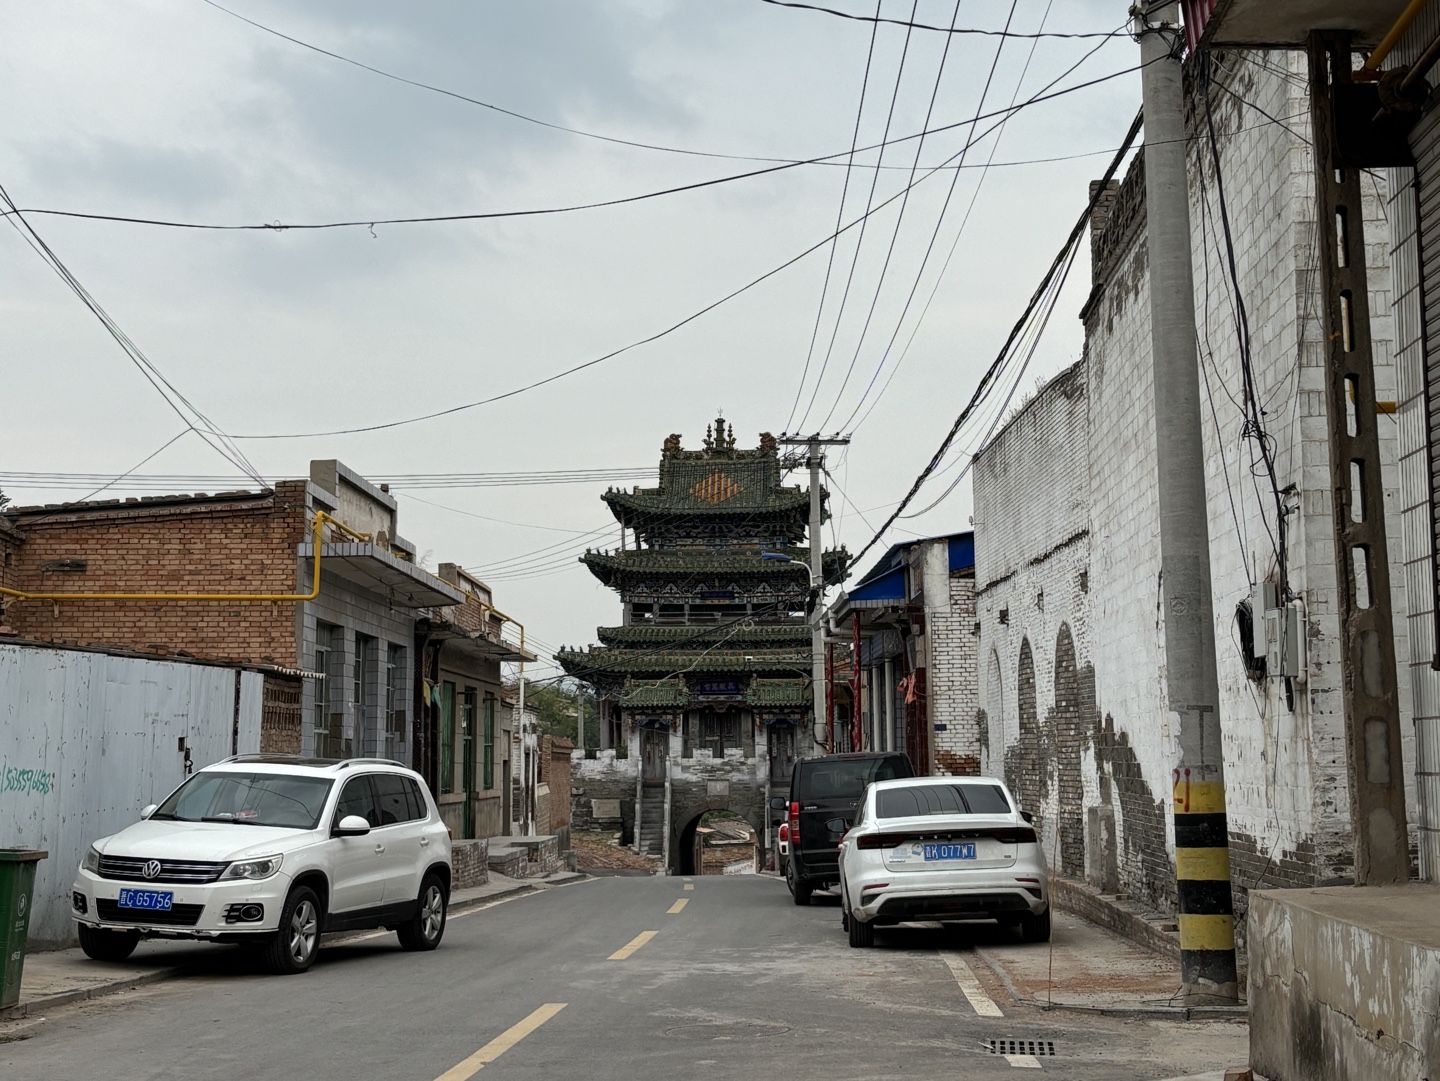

left=1, top=0, right=1141, bottom=672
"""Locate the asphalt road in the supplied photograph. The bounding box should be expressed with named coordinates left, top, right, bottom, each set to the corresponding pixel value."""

left=2, top=875, right=1245, bottom=1080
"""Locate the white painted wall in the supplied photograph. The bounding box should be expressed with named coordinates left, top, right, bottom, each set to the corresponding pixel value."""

left=0, top=642, right=262, bottom=946
left=975, top=51, right=1411, bottom=912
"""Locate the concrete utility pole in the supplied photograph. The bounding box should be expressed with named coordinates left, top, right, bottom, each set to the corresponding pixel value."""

left=780, top=435, right=850, bottom=753
left=1133, top=1, right=1238, bottom=1004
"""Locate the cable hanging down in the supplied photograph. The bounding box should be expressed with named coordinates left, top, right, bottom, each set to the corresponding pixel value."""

left=846, top=108, right=1145, bottom=571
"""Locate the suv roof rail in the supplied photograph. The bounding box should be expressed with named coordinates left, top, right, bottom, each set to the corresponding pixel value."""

left=334, top=758, right=407, bottom=770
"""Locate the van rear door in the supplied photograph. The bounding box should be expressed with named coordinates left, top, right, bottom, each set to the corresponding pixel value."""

left=795, top=755, right=910, bottom=878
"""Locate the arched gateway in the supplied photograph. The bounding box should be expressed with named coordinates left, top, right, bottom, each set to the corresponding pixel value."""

left=557, top=419, right=844, bottom=870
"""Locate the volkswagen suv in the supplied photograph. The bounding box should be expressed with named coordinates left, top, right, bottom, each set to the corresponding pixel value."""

left=71, top=755, right=452, bottom=974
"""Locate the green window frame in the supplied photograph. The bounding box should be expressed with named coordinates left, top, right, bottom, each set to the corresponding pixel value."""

left=461, top=689, right=477, bottom=796
left=439, top=681, right=456, bottom=794
left=482, top=693, right=496, bottom=790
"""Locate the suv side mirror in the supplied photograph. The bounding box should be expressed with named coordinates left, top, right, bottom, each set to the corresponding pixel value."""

left=334, top=814, right=372, bottom=837
left=769, top=797, right=787, bottom=811
left=140, top=804, right=158, bottom=820
left=1020, top=810, right=1035, bottom=824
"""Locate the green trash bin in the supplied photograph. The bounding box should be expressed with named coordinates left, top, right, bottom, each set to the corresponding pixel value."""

left=0, top=848, right=48, bottom=1011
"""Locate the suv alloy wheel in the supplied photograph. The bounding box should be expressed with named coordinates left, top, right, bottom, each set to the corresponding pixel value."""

left=396, top=873, right=447, bottom=951
left=263, top=885, right=322, bottom=975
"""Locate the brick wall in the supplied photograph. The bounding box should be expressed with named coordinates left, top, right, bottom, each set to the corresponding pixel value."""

left=2, top=482, right=308, bottom=666
left=929, top=561, right=980, bottom=775
left=974, top=51, right=1407, bottom=921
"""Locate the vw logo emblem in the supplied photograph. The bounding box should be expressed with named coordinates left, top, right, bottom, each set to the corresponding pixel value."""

left=141, top=860, right=162, bottom=880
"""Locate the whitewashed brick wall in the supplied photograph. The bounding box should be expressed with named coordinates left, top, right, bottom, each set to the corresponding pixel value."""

left=974, top=51, right=1410, bottom=912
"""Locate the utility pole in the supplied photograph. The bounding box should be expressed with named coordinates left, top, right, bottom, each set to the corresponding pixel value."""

left=780, top=434, right=850, bottom=754
left=1307, top=31, right=1410, bottom=886
left=517, top=671, right=531, bottom=836
left=1133, top=1, right=1238, bottom=1004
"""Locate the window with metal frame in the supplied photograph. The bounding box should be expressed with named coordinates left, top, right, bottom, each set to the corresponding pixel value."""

left=439, top=681, right=457, bottom=794
left=482, top=692, right=496, bottom=790
left=354, top=633, right=377, bottom=758
left=384, top=644, right=406, bottom=761
left=461, top=688, right=477, bottom=795
left=312, top=622, right=342, bottom=758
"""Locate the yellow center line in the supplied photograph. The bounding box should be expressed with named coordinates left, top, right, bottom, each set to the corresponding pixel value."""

left=683, top=883, right=694, bottom=891
left=433, top=1003, right=567, bottom=1081
left=608, top=930, right=659, bottom=960
left=667, top=899, right=688, bottom=914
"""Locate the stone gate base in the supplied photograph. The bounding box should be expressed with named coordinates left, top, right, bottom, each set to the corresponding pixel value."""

left=1248, top=885, right=1440, bottom=1081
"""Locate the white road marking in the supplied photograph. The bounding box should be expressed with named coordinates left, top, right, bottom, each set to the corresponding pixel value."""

left=1004, top=1054, right=1043, bottom=1068
left=939, top=952, right=1004, bottom=1017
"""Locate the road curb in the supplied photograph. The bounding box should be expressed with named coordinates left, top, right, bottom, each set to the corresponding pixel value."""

left=0, top=964, right=186, bottom=1022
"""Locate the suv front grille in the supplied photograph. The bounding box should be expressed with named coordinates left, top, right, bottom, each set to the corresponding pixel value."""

left=96, top=900, right=205, bottom=926
left=97, top=856, right=228, bottom=884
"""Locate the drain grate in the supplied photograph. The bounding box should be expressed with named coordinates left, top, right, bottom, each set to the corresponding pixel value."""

left=986, top=1039, right=1056, bottom=1057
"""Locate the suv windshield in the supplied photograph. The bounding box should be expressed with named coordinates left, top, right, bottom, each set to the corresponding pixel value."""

left=876, top=783, right=1011, bottom=819
left=798, top=757, right=908, bottom=801
left=153, top=772, right=334, bottom=829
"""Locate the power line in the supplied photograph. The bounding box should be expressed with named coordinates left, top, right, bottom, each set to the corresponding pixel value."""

left=835, top=4, right=1107, bottom=435
left=848, top=108, right=1144, bottom=570
left=758, top=0, right=1124, bottom=38
left=793, top=0, right=923, bottom=434
left=784, top=0, right=883, bottom=435
left=817, top=0, right=1017, bottom=434
left=0, top=466, right=655, bottom=491
left=200, top=0, right=784, bottom=165
left=0, top=182, right=265, bottom=488
left=60, top=61, right=1143, bottom=445
left=4, top=63, right=1144, bottom=235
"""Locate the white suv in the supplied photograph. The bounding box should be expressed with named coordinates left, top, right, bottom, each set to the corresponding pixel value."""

left=71, top=755, right=453, bottom=974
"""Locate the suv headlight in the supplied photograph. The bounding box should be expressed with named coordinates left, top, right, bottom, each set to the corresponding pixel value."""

left=221, top=854, right=284, bottom=881
left=82, top=846, right=101, bottom=873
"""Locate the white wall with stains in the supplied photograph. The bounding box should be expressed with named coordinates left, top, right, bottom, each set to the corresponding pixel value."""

left=0, top=641, right=262, bottom=946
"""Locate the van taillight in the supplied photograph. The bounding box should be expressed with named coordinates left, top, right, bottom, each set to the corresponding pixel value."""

left=788, top=801, right=800, bottom=836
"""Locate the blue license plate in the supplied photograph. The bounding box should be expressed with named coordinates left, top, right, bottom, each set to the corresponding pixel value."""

left=116, top=888, right=173, bottom=911
left=923, top=843, right=976, bottom=861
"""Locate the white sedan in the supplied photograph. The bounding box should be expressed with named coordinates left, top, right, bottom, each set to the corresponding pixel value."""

left=836, top=776, right=1049, bottom=948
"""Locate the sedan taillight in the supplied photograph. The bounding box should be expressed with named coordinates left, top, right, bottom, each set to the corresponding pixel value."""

left=855, top=833, right=910, bottom=850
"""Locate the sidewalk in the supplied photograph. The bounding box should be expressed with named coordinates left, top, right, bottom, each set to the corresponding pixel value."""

left=0, top=870, right=587, bottom=1029
left=968, top=907, right=1248, bottom=1021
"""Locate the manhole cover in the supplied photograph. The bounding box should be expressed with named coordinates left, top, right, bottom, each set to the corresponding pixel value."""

left=986, top=1039, right=1056, bottom=1057
left=664, top=1022, right=790, bottom=1040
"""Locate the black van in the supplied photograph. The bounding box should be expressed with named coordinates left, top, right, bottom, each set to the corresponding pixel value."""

left=777, top=752, right=914, bottom=904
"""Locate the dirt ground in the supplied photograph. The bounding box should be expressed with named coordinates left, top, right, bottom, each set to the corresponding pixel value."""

left=571, top=829, right=659, bottom=872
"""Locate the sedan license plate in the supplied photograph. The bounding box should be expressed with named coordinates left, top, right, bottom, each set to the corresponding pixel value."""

left=923, top=842, right=976, bottom=862
left=116, top=888, right=173, bottom=911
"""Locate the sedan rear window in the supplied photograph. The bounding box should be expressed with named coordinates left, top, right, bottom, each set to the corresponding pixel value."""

left=153, top=772, right=334, bottom=829
left=876, top=783, right=1011, bottom=819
